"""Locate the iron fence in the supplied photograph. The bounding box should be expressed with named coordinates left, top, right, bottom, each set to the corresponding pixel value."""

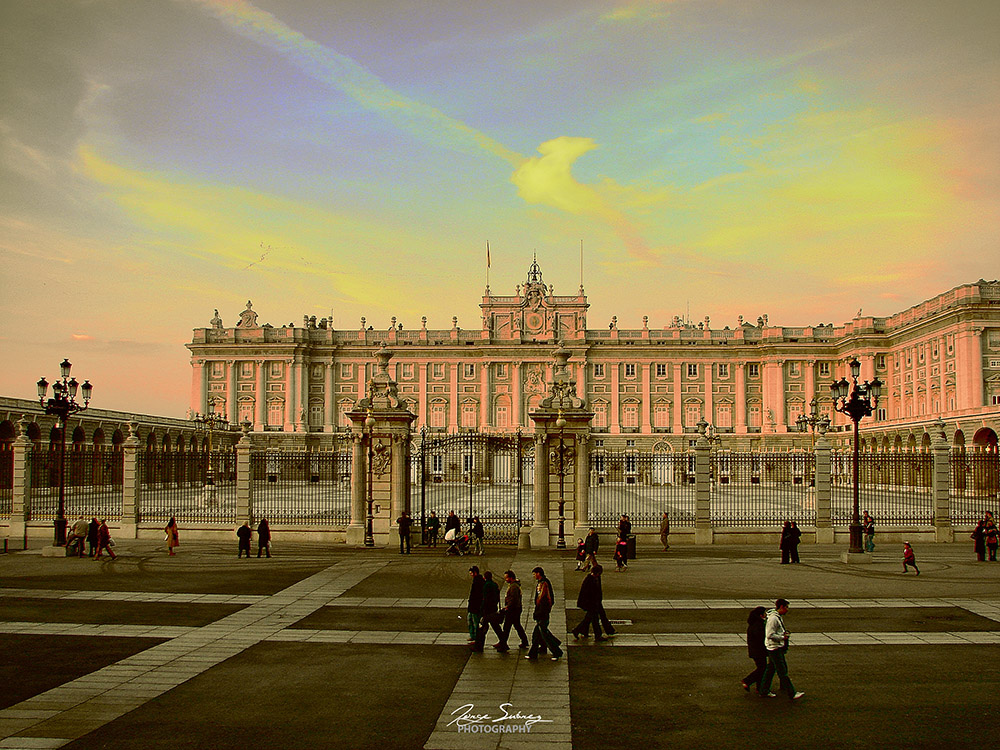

left=589, top=451, right=696, bottom=527
left=27, top=447, right=124, bottom=521
left=0, top=444, right=11, bottom=517
left=710, top=452, right=815, bottom=527
left=951, top=452, right=1000, bottom=525
left=137, top=449, right=236, bottom=524
left=417, top=432, right=533, bottom=543
left=251, top=450, right=351, bottom=525
left=830, top=452, right=933, bottom=525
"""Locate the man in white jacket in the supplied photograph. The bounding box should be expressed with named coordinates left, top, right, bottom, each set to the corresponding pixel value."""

left=758, top=598, right=805, bottom=700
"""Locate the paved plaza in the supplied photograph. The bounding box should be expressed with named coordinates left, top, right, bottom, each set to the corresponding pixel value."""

left=0, top=539, right=997, bottom=750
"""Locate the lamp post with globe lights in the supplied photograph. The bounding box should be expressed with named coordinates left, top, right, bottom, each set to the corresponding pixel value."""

left=36, top=360, right=93, bottom=546
left=831, top=358, right=881, bottom=554
left=364, top=407, right=375, bottom=548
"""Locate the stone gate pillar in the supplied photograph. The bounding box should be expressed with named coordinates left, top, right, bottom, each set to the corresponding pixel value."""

left=345, top=343, right=415, bottom=547
left=931, top=419, right=954, bottom=542
left=694, top=419, right=712, bottom=544
left=9, top=416, right=32, bottom=548
left=529, top=342, right=593, bottom=549
left=236, top=423, right=253, bottom=524
left=814, top=423, right=834, bottom=544
left=120, top=422, right=140, bottom=539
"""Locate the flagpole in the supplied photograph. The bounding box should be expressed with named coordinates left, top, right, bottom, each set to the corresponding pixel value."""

left=486, top=240, right=491, bottom=291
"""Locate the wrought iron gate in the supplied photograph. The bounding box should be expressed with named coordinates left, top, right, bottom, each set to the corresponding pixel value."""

left=418, top=432, right=533, bottom=544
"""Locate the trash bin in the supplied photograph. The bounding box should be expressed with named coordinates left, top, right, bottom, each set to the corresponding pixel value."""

left=626, top=534, right=637, bottom=560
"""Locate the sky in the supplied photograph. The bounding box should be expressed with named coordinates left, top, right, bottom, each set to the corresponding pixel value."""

left=1, top=0, right=998, bottom=418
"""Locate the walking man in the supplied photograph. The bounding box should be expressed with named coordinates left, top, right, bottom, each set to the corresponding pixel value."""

left=236, top=521, right=252, bottom=558
left=526, top=567, right=563, bottom=661
left=466, top=566, right=485, bottom=643
left=571, top=565, right=606, bottom=640
left=473, top=571, right=505, bottom=651
left=498, top=570, right=530, bottom=651
left=758, top=598, right=805, bottom=700
left=659, top=512, right=671, bottom=551
left=397, top=511, right=413, bottom=554
left=471, top=516, right=485, bottom=556
left=256, top=517, right=271, bottom=558
left=582, top=528, right=600, bottom=572
left=427, top=511, right=441, bottom=547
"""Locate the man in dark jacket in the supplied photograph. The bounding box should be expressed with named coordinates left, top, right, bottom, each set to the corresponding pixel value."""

left=498, top=570, right=530, bottom=652
left=571, top=565, right=606, bottom=640
left=445, top=511, right=461, bottom=538
left=397, top=511, right=413, bottom=554
left=473, top=571, right=505, bottom=651
left=526, top=567, right=563, bottom=661
left=466, top=566, right=484, bottom=642
left=236, top=522, right=252, bottom=558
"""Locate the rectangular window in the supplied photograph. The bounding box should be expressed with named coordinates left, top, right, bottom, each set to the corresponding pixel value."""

left=656, top=363, right=668, bottom=378
left=748, top=404, right=762, bottom=427
left=687, top=363, right=698, bottom=378
left=993, top=395, right=1000, bottom=406
left=624, top=363, right=636, bottom=378
left=496, top=363, right=508, bottom=379
left=432, top=363, right=444, bottom=379
left=309, top=403, right=323, bottom=427
left=461, top=403, right=477, bottom=427
left=990, top=360, right=1000, bottom=369
left=818, top=362, right=831, bottom=377
left=877, top=407, right=887, bottom=421
left=464, top=363, right=475, bottom=378
left=238, top=400, right=254, bottom=425
left=716, top=404, right=732, bottom=428
left=593, top=403, right=608, bottom=428
left=270, top=362, right=284, bottom=378
left=496, top=405, right=509, bottom=429
left=789, top=362, right=801, bottom=377
left=622, top=403, right=639, bottom=428
left=402, top=363, right=413, bottom=379
left=748, top=364, right=760, bottom=378
left=241, top=362, right=254, bottom=378
left=685, top=403, right=701, bottom=426
left=340, top=363, right=351, bottom=379
left=653, top=404, right=670, bottom=428
left=717, top=363, right=729, bottom=378
left=267, top=401, right=283, bottom=426
left=429, top=403, right=446, bottom=427
left=211, top=362, right=224, bottom=378
left=593, top=363, right=605, bottom=378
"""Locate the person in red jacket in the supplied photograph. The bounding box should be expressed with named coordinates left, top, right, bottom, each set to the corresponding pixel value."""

left=902, top=542, right=919, bottom=575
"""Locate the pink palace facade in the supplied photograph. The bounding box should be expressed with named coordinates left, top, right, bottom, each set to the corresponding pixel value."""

left=187, top=261, right=1000, bottom=453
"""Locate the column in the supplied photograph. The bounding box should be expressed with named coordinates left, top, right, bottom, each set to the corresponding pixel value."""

left=227, top=361, right=238, bottom=424
left=512, top=362, right=522, bottom=428
left=924, top=343, right=933, bottom=415
left=704, top=362, right=713, bottom=425
left=480, top=362, right=490, bottom=430
left=120, top=423, right=140, bottom=539
left=576, top=360, right=587, bottom=400
left=9, top=419, right=31, bottom=546
left=254, top=360, right=265, bottom=431
left=191, top=360, right=206, bottom=415
left=735, top=362, right=747, bottom=433
left=814, top=432, right=833, bottom=543
left=573, top=433, right=589, bottom=538
left=236, top=429, right=252, bottom=523
left=886, top=352, right=897, bottom=420
left=694, top=435, right=712, bottom=544
left=805, top=360, right=816, bottom=407
left=296, top=357, right=307, bottom=431
left=931, top=422, right=953, bottom=541
left=910, top=346, right=919, bottom=417
left=391, top=434, right=408, bottom=519
left=284, top=359, right=295, bottom=430
left=418, top=362, right=428, bottom=430
left=346, top=433, right=366, bottom=544
left=325, top=361, right=335, bottom=432
left=672, top=363, right=683, bottom=433
left=611, top=364, right=620, bottom=433
left=938, top=337, right=948, bottom=413
left=641, top=363, right=651, bottom=432
left=449, top=363, right=459, bottom=431
left=530, top=434, right=550, bottom=547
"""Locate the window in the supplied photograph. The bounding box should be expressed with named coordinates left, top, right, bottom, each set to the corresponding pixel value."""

left=311, top=364, right=324, bottom=379
left=211, top=362, right=224, bottom=378
left=687, top=363, right=698, bottom=378
left=685, top=402, right=701, bottom=426
left=496, top=363, right=508, bottom=379
left=748, top=364, right=760, bottom=378
left=622, top=402, right=639, bottom=428
left=593, top=363, right=605, bottom=378
left=877, top=407, right=887, bottom=421
left=402, top=363, right=413, bottom=379
left=748, top=403, right=762, bottom=428
left=595, top=440, right=604, bottom=448
left=656, top=363, right=667, bottom=378
left=717, top=363, right=729, bottom=378
left=464, top=363, right=475, bottom=378
left=819, top=362, right=831, bottom=377
left=461, top=402, right=477, bottom=428
left=496, top=404, right=509, bottom=429
left=429, top=402, right=446, bottom=428
left=241, top=362, right=254, bottom=378
left=990, top=360, right=1000, bottom=369
left=238, top=400, right=254, bottom=425
left=340, top=363, right=351, bottom=379
left=653, top=404, right=670, bottom=428
left=624, top=363, right=636, bottom=378
left=716, top=404, right=732, bottom=428
left=309, top=402, right=323, bottom=427
left=593, top=402, right=608, bottom=428
left=993, top=395, right=1000, bottom=406
left=432, top=363, right=444, bottom=379
left=267, top=400, right=284, bottom=427
left=432, top=454, right=443, bottom=474
left=789, top=362, right=800, bottom=377
left=338, top=400, right=353, bottom=428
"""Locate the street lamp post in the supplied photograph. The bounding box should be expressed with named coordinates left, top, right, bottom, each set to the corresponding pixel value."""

left=36, top=359, right=93, bottom=546
left=795, top=397, right=830, bottom=449
left=192, top=411, right=229, bottom=487
left=831, top=358, right=881, bottom=554
left=555, top=409, right=568, bottom=550
left=364, top=408, right=375, bottom=548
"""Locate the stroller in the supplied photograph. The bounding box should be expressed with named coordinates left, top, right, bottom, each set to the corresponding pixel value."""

left=444, top=528, right=471, bottom=556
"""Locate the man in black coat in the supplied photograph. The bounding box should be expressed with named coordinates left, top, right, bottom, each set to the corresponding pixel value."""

left=582, top=528, right=600, bottom=572
left=571, top=565, right=606, bottom=640
left=473, top=571, right=505, bottom=651
left=397, top=511, right=413, bottom=554
left=466, top=566, right=484, bottom=643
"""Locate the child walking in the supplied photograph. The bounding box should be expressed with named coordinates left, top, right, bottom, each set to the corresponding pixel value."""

left=575, top=538, right=586, bottom=570
left=902, top=542, right=919, bottom=575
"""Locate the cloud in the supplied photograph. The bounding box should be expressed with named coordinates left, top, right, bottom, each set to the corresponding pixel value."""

left=600, top=1, right=674, bottom=24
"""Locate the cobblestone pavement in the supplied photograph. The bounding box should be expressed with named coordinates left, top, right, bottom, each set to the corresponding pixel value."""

left=0, top=541, right=997, bottom=749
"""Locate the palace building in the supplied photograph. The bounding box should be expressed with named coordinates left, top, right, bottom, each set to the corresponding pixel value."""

left=187, top=261, right=1000, bottom=453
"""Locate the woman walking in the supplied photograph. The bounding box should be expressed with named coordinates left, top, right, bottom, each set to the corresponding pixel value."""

left=741, top=606, right=768, bottom=693
left=165, top=517, right=179, bottom=556
left=94, top=520, right=117, bottom=560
